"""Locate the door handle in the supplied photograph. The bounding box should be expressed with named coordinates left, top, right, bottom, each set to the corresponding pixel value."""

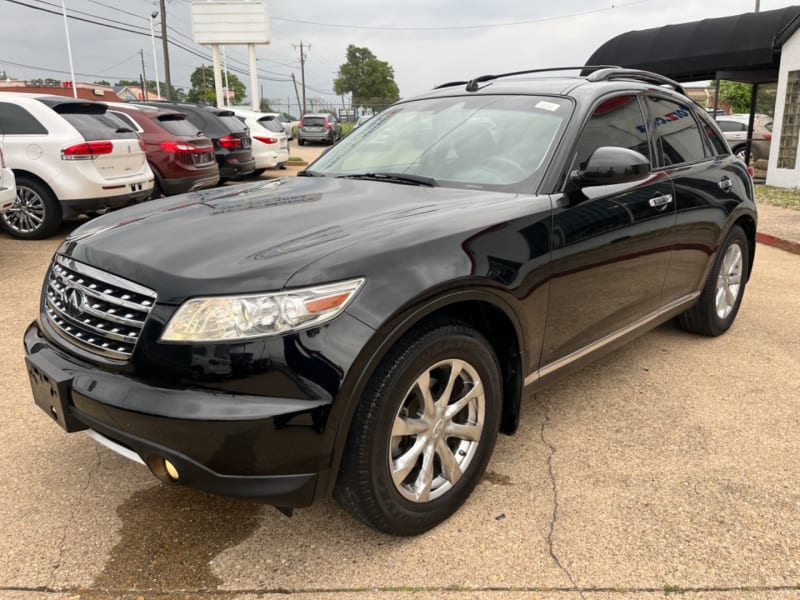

left=718, top=177, right=733, bottom=192
left=648, top=193, right=673, bottom=209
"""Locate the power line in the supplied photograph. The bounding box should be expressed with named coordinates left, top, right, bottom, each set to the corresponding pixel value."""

left=2, top=0, right=293, bottom=84
left=0, top=57, right=188, bottom=87
left=271, top=0, right=655, bottom=31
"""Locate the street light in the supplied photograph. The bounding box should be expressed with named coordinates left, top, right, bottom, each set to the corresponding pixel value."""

left=149, top=8, right=162, bottom=99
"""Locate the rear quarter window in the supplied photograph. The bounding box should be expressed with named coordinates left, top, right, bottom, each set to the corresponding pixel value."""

left=257, top=118, right=285, bottom=133
left=156, top=115, right=202, bottom=137
left=216, top=115, right=248, bottom=132
left=60, top=112, right=138, bottom=141
left=0, top=102, right=48, bottom=134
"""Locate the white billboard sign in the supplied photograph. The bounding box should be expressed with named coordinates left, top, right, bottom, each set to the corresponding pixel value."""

left=191, top=1, right=271, bottom=45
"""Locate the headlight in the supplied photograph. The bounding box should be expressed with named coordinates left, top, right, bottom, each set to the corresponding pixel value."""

left=161, top=278, right=365, bottom=342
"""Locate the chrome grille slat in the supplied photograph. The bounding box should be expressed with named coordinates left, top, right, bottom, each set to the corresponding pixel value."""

left=48, top=278, right=145, bottom=326
left=51, top=266, right=153, bottom=313
left=46, top=293, right=139, bottom=343
left=44, top=255, right=156, bottom=360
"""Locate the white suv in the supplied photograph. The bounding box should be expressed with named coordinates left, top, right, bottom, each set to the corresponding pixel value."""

left=231, top=108, right=289, bottom=174
left=0, top=144, right=15, bottom=215
left=0, top=93, right=154, bottom=239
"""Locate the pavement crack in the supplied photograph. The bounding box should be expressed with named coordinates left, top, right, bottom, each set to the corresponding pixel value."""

left=540, top=396, right=586, bottom=600
left=45, top=445, right=102, bottom=590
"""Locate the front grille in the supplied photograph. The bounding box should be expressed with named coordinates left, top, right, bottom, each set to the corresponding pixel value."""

left=44, top=255, right=157, bottom=360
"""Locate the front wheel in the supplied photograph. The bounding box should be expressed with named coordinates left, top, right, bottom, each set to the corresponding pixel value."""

left=335, top=321, right=502, bottom=536
left=678, top=225, right=749, bottom=336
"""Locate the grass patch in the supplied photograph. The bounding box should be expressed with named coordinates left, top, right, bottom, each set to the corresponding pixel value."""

left=663, top=584, right=684, bottom=595
left=756, top=185, right=800, bottom=210
left=288, top=156, right=305, bottom=162
left=340, top=122, right=355, bottom=137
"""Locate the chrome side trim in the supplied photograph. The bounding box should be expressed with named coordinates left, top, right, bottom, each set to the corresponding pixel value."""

left=524, top=292, right=700, bottom=387
left=85, top=429, right=145, bottom=465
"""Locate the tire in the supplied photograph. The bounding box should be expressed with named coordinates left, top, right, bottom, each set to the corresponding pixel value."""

left=0, top=176, right=62, bottom=240
left=732, top=145, right=747, bottom=163
left=678, top=225, right=749, bottom=336
left=252, top=168, right=267, bottom=176
left=298, top=138, right=305, bottom=146
left=335, top=320, right=502, bottom=536
left=150, top=176, right=163, bottom=200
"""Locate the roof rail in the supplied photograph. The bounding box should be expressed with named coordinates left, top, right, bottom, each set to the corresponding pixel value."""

left=585, top=68, right=686, bottom=95
left=434, top=65, right=620, bottom=91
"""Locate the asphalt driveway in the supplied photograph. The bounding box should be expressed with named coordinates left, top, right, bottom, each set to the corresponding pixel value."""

left=0, top=196, right=798, bottom=598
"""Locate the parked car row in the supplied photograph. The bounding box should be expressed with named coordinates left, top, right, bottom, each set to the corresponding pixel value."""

left=0, top=93, right=294, bottom=239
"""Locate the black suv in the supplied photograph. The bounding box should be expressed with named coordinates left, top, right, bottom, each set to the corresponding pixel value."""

left=139, top=102, right=255, bottom=181
left=25, top=68, right=756, bottom=536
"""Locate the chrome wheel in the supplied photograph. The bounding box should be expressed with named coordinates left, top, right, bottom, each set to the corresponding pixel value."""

left=389, top=358, right=485, bottom=503
left=715, top=242, right=743, bottom=319
left=4, top=186, right=46, bottom=234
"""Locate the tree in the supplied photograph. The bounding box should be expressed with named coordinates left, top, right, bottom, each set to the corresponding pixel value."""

left=333, top=45, right=400, bottom=108
left=713, top=80, right=775, bottom=116
left=93, top=80, right=111, bottom=86
left=187, top=66, right=246, bottom=105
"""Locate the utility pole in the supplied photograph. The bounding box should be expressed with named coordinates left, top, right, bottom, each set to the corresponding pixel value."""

left=159, top=0, right=172, bottom=99
left=293, top=41, right=309, bottom=115
left=149, top=9, right=161, bottom=99
left=291, top=73, right=302, bottom=118
left=60, top=0, right=77, bottom=98
left=202, top=65, right=208, bottom=104
left=139, top=49, right=149, bottom=101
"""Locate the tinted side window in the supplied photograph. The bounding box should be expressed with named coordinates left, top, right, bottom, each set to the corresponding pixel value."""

left=574, top=95, right=650, bottom=169
left=156, top=115, right=201, bottom=137
left=717, top=120, right=746, bottom=132
left=645, top=97, right=707, bottom=165
left=60, top=112, right=138, bottom=140
left=109, top=111, right=142, bottom=132
left=695, top=110, right=730, bottom=156
left=257, top=118, right=284, bottom=133
left=0, top=102, right=48, bottom=134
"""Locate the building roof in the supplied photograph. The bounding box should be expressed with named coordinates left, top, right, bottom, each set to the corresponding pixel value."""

left=586, top=6, right=800, bottom=83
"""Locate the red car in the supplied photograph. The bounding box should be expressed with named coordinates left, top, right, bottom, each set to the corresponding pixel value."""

left=107, top=103, right=220, bottom=197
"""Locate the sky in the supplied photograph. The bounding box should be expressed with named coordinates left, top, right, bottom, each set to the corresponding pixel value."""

left=0, top=0, right=795, bottom=115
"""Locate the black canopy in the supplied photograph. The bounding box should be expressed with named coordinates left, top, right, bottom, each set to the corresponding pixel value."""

left=586, top=6, right=800, bottom=83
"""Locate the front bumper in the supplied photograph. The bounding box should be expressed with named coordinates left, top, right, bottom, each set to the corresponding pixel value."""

left=24, top=321, right=331, bottom=507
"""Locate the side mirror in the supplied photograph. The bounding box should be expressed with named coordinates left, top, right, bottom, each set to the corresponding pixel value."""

left=575, top=146, right=650, bottom=187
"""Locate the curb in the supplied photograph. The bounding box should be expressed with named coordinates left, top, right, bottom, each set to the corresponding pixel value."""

left=756, top=232, right=800, bottom=255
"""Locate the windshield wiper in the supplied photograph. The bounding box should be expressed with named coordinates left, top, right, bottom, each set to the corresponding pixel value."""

left=297, top=169, right=324, bottom=177
left=337, top=172, right=438, bottom=187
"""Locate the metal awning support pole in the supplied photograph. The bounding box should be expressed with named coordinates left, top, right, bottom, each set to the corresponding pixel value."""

left=713, top=78, right=721, bottom=119
left=212, top=44, right=224, bottom=109
left=745, top=83, right=759, bottom=167
left=249, top=44, right=259, bottom=112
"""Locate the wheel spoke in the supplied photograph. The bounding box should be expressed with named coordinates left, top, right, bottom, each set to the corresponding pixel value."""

left=715, top=286, right=727, bottom=315
left=445, top=380, right=483, bottom=419
left=444, top=421, right=482, bottom=442
left=725, top=286, right=737, bottom=309
left=415, top=369, right=436, bottom=419
left=391, top=437, right=426, bottom=486
left=435, top=359, right=465, bottom=408
left=436, top=439, right=462, bottom=484
left=413, top=444, right=436, bottom=501
left=392, top=415, right=428, bottom=437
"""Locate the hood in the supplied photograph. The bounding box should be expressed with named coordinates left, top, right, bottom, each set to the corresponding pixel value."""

left=59, top=177, right=517, bottom=303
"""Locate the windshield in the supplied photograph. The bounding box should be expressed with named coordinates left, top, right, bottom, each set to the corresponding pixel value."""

left=310, top=95, right=573, bottom=193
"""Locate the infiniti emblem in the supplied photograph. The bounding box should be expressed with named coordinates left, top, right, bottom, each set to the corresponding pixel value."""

left=59, top=285, right=85, bottom=318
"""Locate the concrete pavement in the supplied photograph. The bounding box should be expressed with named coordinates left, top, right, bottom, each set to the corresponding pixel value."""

left=0, top=156, right=799, bottom=598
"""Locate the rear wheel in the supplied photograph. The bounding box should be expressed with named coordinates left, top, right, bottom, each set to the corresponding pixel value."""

left=298, top=137, right=305, bottom=146
left=678, top=225, right=749, bottom=336
left=732, top=144, right=748, bottom=163
left=252, top=168, right=267, bottom=176
left=335, top=321, right=502, bottom=536
left=0, top=176, right=62, bottom=239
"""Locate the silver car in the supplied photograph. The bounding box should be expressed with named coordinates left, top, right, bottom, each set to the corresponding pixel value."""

left=716, top=114, right=773, bottom=164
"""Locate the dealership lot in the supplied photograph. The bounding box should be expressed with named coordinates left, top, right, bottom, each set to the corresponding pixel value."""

left=1, top=199, right=799, bottom=597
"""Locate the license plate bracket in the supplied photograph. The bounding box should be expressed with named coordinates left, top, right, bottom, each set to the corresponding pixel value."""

left=26, top=353, right=86, bottom=433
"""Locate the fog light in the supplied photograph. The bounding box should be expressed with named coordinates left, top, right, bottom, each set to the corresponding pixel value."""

left=164, top=459, right=180, bottom=481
